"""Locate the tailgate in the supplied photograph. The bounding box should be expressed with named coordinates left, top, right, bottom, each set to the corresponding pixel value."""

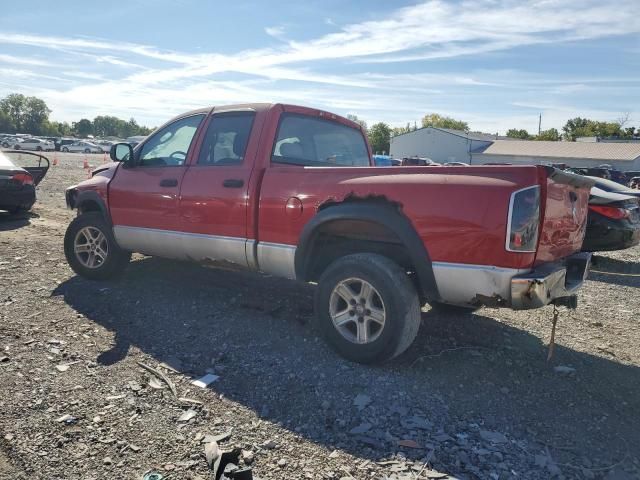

left=535, top=168, right=594, bottom=264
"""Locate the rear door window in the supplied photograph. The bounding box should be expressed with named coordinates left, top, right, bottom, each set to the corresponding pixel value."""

left=197, top=112, right=255, bottom=166
left=272, top=114, right=369, bottom=167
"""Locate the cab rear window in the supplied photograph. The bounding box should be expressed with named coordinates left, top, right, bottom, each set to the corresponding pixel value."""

left=272, top=114, right=370, bottom=167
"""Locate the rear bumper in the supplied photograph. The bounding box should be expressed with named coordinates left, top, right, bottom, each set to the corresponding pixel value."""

left=0, top=186, right=35, bottom=211
left=582, top=222, right=640, bottom=252
left=510, top=252, right=591, bottom=309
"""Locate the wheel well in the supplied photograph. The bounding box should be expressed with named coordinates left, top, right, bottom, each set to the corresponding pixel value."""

left=78, top=199, right=102, bottom=214
left=304, top=220, right=414, bottom=278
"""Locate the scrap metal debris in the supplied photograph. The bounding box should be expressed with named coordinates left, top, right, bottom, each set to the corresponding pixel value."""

left=137, top=361, right=177, bottom=397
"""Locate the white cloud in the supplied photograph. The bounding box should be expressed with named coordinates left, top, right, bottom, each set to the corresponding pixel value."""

left=265, top=26, right=286, bottom=38
left=0, top=0, right=637, bottom=133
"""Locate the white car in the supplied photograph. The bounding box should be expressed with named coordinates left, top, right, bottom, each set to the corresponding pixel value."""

left=13, top=138, right=55, bottom=151
left=94, top=140, right=115, bottom=153
left=61, top=141, right=103, bottom=154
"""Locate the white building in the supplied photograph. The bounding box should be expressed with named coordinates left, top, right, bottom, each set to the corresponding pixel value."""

left=471, top=140, right=640, bottom=170
left=389, top=127, right=502, bottom=163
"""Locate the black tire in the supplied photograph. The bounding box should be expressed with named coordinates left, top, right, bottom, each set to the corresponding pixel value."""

left=428, top=301, right=480, bottom=314
left=64, top=212, right=131, bottom=280
left=314, top=253, right=421, bottom=364
left=62, top=147, right=69, bottom=152
left=36, top=146, right=43, bottom=151
left=84, top=148, right=91, bottom=154
left=13, top=144, right=20, bottom=150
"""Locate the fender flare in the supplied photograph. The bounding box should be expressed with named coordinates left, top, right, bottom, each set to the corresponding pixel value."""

left=70, top=190, right=112, bottom=225
left=295, top=202, right=440, bottom=301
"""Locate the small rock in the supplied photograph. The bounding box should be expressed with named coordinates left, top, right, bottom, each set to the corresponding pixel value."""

left=353, top=394, right=372, bottom=409
left=554, top=365, right=576, bottom=375
left=329, top=450, right=339, bottom=459
left=349, top=423, right=372, bottom=435
left=92, top=416, right=102, bottom=424
left=177, top=409, right=197, bottom=423
left=4, top=434, right=14, bottom=441
left=479, top=430, right=508, bottom=444
left=56, top=414, right=77, bottom=425
left=260, top=439, right=277, bottom=450
left=103, top=457, right=113, bottom=465
left=277, top=458, right=287, bottom=468
left=128, top=381, right=142, bottom=392
left=242, top=450, right=254, bottom=465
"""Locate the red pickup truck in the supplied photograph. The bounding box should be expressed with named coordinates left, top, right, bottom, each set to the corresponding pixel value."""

left=64, top=103, right=593, bottom=363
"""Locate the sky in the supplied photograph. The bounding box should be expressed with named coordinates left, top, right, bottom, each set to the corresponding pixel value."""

left=0, top=0, right=638, bottom=134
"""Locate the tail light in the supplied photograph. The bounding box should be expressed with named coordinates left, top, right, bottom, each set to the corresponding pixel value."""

left=506, top=186, right=540, bottom=252
left=589, top=205, right=630, bottom=220
left=11, top=173, right=34, bottom=186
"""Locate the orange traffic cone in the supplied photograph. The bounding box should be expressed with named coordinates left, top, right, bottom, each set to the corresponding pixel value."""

left=52, top=152, right=58, bottom=166
left=83, top=156, right=89, bottom=169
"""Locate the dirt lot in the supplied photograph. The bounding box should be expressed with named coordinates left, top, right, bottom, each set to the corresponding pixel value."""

left=1, top=152, right=639, bottom=480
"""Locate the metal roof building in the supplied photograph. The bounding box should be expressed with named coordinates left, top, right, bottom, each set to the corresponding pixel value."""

left=471, top=140, right=640, bottom=170
left=389, top=127, right=504, bottom=163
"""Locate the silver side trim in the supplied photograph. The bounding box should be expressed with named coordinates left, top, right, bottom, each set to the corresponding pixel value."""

left=257, top=242, right=297, bottom=280
left=113, top=226, right=250, bottom=268
left=432, top=261, right=528, bottom=307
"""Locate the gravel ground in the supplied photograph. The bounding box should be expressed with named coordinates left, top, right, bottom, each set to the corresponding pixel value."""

left=1, top=152, right=639, bottom=480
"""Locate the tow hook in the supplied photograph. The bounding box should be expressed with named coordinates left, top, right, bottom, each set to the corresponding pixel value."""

left=546, top=296, right=578, bottom=362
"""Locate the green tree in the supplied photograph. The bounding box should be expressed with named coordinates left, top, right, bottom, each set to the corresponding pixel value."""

left=421, top=113, right=468, bottom=131
left=346, top=114, right=368, bottom=132
left=0, top=93, right=27, bottom=131
left=506, top=128, right=531, bottom=139
left=0, top=110, right=16, bottom=133
left=22, top=96, right=51, bottom=135
left=368, top=122, right=391, bottom=154
left=535, top=128, right=560, bottom=141
left=73, top=118, right=94, bottom=137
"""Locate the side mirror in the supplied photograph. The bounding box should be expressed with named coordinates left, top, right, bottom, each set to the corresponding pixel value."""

left=110, top=143, right=134, bottom=166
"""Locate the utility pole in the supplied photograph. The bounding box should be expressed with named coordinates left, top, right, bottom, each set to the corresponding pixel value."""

left=538, top=113, right=542, bottom=136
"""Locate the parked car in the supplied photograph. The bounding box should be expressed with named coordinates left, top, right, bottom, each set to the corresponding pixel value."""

left=13, top=138, right=55, bottom=151
left=0, top=150, right=49, bottom=214
left=63, top=103, right=594, bottom=364
left=587, top=176, right=640, bottom=199
left=61, top=141, right=103, bottom=153
left=3, top=137, right=21, bottom=148
left=55, top=138, right=76, bottom=151
left=372, top=154, right=392, bottom=166
left=582, top=187, right=640, bottom=252
left=94, top=140, right=115, bottom=153
left=401, top=156, right=440, bottom=166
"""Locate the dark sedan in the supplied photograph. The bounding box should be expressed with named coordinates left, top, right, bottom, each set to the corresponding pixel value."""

left=0, top=151, right=49, bottom=214
left=582, top=187, right=640, bottom=252
left=587, top=176, right=640, bottom=199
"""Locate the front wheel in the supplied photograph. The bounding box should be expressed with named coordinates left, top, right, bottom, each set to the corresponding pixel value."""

left=13, top=145, right=20, bottom=150
left=36, top=146, right=43, bottom=151
left=315, top=253, right=421, bottom=364
left=64, top=212, right=131, bottom=280
left=62, top=147, right=69, bottom=152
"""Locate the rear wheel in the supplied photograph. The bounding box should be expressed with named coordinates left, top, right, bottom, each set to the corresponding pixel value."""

left=84, top=148, right=91, bottom=154
left=13, top=144, right=20, bottom=150
left=64, top=212, right=130, bottom=280
left=62, top=147, right=69, bottom=152
left=315, top=253, right=421, bottom=364
left=36, top=146, right=43, bottom=151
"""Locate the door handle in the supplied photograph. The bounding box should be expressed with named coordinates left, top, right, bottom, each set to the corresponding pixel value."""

left=160, top=178, right=178, bottom=187
left=223, top=179, right=244, bottom=188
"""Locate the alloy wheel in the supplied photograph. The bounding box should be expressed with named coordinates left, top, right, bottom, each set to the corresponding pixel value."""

left=329, top=277, right=386, bottom=344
